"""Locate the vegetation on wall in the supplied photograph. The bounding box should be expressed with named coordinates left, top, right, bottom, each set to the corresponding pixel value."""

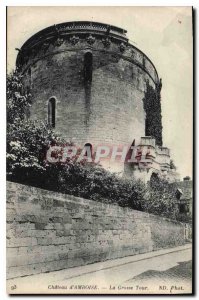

left=7, top=71, right=184, bottom=221
left=143, top=79, right=163, bottom=146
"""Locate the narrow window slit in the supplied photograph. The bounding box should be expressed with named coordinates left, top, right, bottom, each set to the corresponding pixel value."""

left=48, top=97, right=56, bottom=128
left=84, top=52, right=93, bottom=84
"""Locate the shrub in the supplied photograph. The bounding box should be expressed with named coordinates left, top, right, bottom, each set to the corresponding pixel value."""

left=143, top=178, right=178, bottom=219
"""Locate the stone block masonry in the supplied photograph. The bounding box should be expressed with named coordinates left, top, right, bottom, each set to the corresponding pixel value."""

left=18, top=21, right=159, bottom=153
left=7, top=181, right=186, bottom=279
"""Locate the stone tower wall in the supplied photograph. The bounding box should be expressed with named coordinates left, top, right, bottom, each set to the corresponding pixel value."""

left=17, top=22, right=160, bottom=151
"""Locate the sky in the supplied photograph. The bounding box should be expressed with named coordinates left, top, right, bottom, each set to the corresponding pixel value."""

left=7, top=6, right=193, bottom=179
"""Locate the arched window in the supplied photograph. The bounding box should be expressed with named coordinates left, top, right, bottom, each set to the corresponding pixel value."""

left=48, top=97, right=56, bottom=128
left=84, top=143, right=93, bottom=157
left=84, top=52, right=93, bottom=83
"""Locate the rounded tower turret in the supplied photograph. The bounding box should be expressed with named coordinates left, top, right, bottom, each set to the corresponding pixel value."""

left=16, top=21, right=162, bottom=172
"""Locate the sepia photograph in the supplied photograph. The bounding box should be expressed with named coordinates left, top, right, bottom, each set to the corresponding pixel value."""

left=6, top=6, right=193, bottom=295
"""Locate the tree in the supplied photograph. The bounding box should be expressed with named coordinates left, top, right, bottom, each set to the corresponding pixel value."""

left=6, top=69, right=62, bottom=179
left=7, top=69, right=31, bottom=124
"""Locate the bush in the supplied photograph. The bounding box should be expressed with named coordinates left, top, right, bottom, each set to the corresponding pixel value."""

left=143, top=178, right=178, bottom=219
left=6, top=69, right=65, bottom=178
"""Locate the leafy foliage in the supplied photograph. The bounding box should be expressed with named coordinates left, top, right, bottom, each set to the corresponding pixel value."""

left=143, top=178, right=178, bottom=219
left=143, top=80, right=163, bottom=146
left=6, top=69, right=63, bottom=177
left=7, top=69, right=31, bottom=124
left=7, top=119, right=61, bottom=176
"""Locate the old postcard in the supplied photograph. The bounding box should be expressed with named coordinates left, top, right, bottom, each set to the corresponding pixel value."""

left=6, top=6, right=193, bottom=294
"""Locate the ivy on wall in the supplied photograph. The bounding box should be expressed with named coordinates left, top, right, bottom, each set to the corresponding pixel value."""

left=143, top=79, right=163, bottom=146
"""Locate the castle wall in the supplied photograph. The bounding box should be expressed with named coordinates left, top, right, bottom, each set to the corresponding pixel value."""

left=26, top=50, right=148, bottom=147
left=7, top=181, right=186, bottom=279
left=18, top=22, right=159, bottom=152
left=16, top=21, right=164, bottom=174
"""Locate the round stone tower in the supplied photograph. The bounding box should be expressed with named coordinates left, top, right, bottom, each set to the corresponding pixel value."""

left=16, top=21, right=163, bottom=173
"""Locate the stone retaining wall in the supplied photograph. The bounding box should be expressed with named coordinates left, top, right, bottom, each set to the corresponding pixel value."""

left=7, top=181, right=185, bottom=279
